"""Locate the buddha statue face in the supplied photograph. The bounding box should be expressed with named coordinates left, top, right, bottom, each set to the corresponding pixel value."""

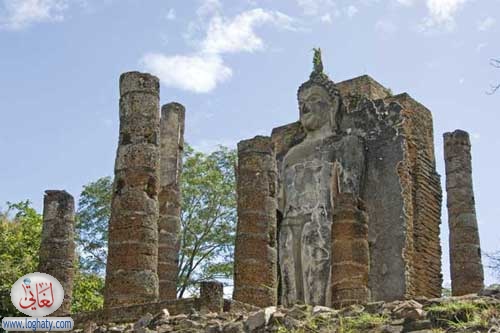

left=298, top=84, right=338, bottom=133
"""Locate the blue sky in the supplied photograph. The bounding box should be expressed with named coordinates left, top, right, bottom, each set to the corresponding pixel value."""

left=0, top=0, right=499, bottom=286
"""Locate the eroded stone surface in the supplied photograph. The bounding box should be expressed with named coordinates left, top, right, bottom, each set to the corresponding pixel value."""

left=38, top=190, right=75, bottom=316
left=444, top=130, right=484, bottom=296
left=104, top=71, right=160, bottom=308
left=276, top=58, right=370, bottom=307
left=200, top=281, right=224, bottom=314
left=76, top=295, right=500, bottom=333
left=233, top=136, right=278, bottom=308
left=158, top=102, right=185, bottom=301
left=256, top=53, right=443, bottom=305
left=330, top=193, right=370, bottom=308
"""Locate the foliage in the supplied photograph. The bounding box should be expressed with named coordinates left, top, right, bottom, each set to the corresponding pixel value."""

left=487, top=251, right=500, bottom=280
left=0, top=201, right=42, bottom=320
left=177, top=145, right=237, bottom=297
left=338, top=313, right=389, bottom=332
left=312, top=47, right=324, bottom=74
left=0, top=199, right=106, bottom=319
left=71, top=270, right=104, bottom=313
left=488, top=58, right=500, bottom=94
left=441, top=287, right=452, bottom=297
left=76, top=176, right=112, bottom=274
left=72, top=145, right=237, bottom=298
left=426, top=300, right=499, bottom=330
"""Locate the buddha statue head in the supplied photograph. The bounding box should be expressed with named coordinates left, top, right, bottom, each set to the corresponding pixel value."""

left=297, top=48, right=342, bottom=134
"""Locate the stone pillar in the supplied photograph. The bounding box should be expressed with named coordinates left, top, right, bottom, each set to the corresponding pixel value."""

left=104, top=71, right=161, bottom=308
left=200, top=281, right=223, bottom=313
left=158, top=102, right=185, bottom=301
left=233, top=136, right=278, bottom=307
left=444, top=130, right=484, bottom=296
left=331, top=193, right=370, bottom=308
left=38, top=190, right=75, bottom=316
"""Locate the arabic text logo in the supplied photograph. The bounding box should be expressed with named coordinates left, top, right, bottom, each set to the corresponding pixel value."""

left=11, top=273, right=64, bottom=317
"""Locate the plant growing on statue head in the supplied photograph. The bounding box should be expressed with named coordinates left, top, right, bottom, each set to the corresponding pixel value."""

left=310, top=47, right=331, bottom=82
left=177, top=144, right=237, bottom=297
left=313, top=47, right=324, bottom=74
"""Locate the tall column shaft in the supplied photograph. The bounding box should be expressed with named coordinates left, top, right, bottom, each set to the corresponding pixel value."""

left=38, top=190, right=75, bottom=316
left=104, top=71, right=161, bottom=308
left=331, top=193, right=370, bottom=308
left=444, top=130, right=484, bottom=296
left=158, top=102, right=185, bottom=300
left=233, top=136, right=278, bottom=307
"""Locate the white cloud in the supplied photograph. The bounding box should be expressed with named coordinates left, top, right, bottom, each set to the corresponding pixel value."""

left=477, top=16, right=495, bottom=32
left=320, top=13, right=332, bottom=23
left=398, top=0, right=468, bottom=31
left=425, top=0, right=466, bottom=24
left=346, top=5, right=358, bottom=18
left=296, top=1, right=358, bottom=20
left=165, top=8, right=176, bottom=21
left=0, top=0, right=69, bottom=30
left=141, top=8, right=295, bottom=93
left=141, top=53, right=231, bottom=94
left=417, top=0, right=467, bottom=31
left=202, top=9, right=295, bottom=54
left=196, top=0, right=221, bottom=18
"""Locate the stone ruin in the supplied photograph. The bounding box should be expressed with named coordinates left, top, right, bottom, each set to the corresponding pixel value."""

left=34, top=51, right=487, bottom=326
left=232, top=51, right=485, bottom=308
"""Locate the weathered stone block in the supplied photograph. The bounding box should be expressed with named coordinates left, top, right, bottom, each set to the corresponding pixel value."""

left=38, top=190, right=75, bottom=316
left=158, top=102, right=185, bottom=301
left=104, top=71, right=160, bottom=308
left=233, top=136, right=278, bottom=308
left=200, top=281, right=223, bottom=313
left=444, top=130, right=484, bottom=296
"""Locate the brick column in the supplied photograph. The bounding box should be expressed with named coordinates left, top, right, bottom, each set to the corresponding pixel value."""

left=331, top=193, right=370, bottom=308
left=104, top=71, right=160, bottom=308
left=200, top=281, right=223, bottom=313
left=38, top=190, right=75, bottom=316
left=233, top=136, right=278, bottom=307
left=158, top=102, right=185, bottom=300
left=444, top=130, right=484, bottom=296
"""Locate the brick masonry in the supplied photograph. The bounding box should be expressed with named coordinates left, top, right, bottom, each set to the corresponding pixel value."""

left=244, top=73, right=443, bottom=305
left=104, top=71, right=160, bottom=308
left=330, top=193, right=370, bottom=308
left=38, top=190, right=76, bottom=316
left=158, top=102, right=185, bottom=301
left=444, top=130, right=484, bottom=296
left=233, top=136, right=278, bottom=308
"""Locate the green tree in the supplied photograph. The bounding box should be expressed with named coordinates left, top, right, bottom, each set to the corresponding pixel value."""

left=76, top=176, right=112, bottom=274
left=0, top=201, right=42, bottom=319
left=71, top=270, right=104, bottom=313
left=177, top=145, right=237, bottom=297
left=73, top=145, right=237, bottom=298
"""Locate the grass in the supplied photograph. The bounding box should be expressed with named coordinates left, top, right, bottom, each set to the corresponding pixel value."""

left=275, top=311, right=389, bottom=333
left=337, top=313, right=389, bottom=333
left=426, top=300, right=499, bottom=330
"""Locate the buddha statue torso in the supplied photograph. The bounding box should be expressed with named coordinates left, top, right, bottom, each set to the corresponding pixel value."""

left=279, top=71, right=366, bottom=307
